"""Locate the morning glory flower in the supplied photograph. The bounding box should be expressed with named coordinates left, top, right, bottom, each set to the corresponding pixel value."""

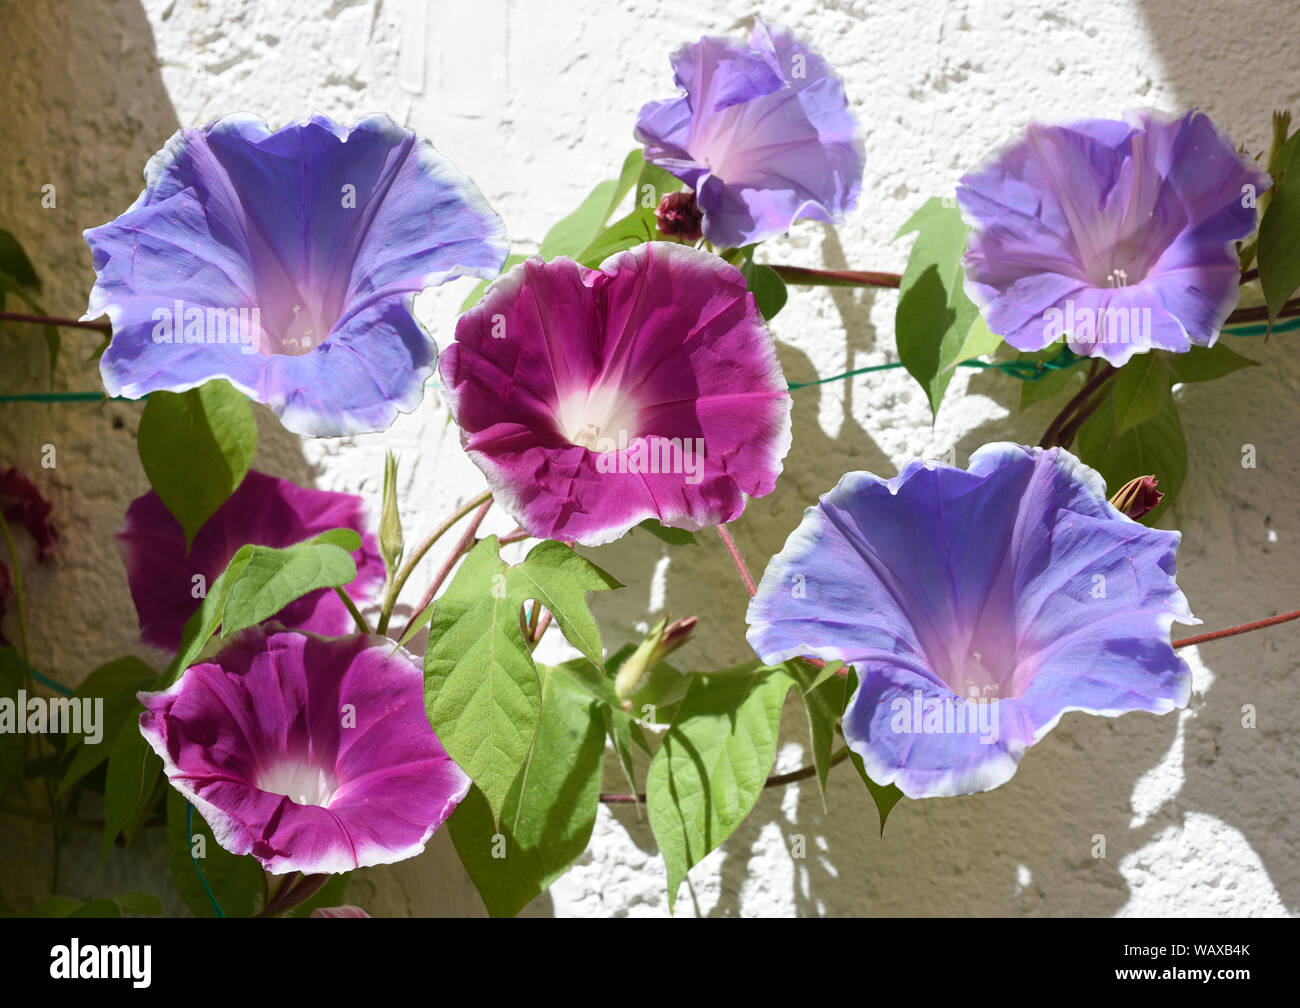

left=117, top=470, right=383, bottom=652
left=635, top=19, right=864, bottom=248
left=138, top=626, right=470, bottom=875
left=84, top=113, right=508, bottom=436
left=745, top=444, right=1196, bottom=799
left=439, top=242, right=793, bottom=546
left=957, top=110, right=1267, bottom=366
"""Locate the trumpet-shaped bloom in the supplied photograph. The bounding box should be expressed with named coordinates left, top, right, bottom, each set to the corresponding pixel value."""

left=139, top=626, right=470, bottom=875
left=957, top=110, right=1267, bottom=367
left=635, top=20, right=863, bottom=247
left=746, top=444, right=1196, bottom=799
left=439, top=242, right=792, bottom=546
left=118, top=470, right=383, bottom=652
left=85, top=113, right=508, bottom=436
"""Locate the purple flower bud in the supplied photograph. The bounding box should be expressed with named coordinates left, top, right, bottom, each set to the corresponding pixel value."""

left=656, top=191, right=703, bottom=241
left=1110, top=475, right=1163, bottom=521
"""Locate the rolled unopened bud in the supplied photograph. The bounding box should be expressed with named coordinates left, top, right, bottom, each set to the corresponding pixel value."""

left=613, top=614, right=698, bottom=704
left=379, top=452, right=404, bottom=573
left=655, top=190, right=704, bottom=242
left=1109, top=475, right=1162, bottom=521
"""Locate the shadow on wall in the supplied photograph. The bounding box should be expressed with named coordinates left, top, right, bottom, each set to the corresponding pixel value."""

left=1132, top=0, right=1299, bottom=914
left=583, top=19, right=1300, bottom=909
left=0, top=0, right=315, bottom=913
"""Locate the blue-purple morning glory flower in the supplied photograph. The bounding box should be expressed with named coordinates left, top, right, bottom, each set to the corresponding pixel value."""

left=957, top=110, right=1267, bottom=367
left=745, top=444, right=1196, bottom=799
left=84, top=114, right=508, bottom=436
left=634, top=19, right=864, bottom=248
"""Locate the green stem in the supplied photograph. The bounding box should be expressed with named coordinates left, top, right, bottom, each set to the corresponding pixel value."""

left=397, top=499, right=493, bottom=642
left=377, top=490, right=491, bottom=636
left=334, top=586, right=371, bottom=635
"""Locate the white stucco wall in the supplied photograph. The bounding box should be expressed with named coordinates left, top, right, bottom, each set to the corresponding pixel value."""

left=1, top=0, right=1295, bottom=916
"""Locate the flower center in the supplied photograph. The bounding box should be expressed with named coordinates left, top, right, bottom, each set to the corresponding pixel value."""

left=257, top=758, right=339, bottom=807
left=925, top=634, right=1026, bottom=700
left=553, top=383, right=643, bottom=452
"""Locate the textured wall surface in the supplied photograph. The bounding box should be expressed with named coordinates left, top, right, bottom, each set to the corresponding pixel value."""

left=0, top=0, right=1296, bottom=917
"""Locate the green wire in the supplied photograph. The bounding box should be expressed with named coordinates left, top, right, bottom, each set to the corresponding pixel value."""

left=0, top=318, right=1294, bottom=403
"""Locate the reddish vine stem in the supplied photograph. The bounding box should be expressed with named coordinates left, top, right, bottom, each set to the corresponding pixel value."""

left=1223, top=296, right=1300, bottom=325
left=600, top=748, right=849, bottom=804
left=1038, top=365, right=1115, bottom=448
left=1172, top=608, right=1300, bottom=649
left=397, top=499, right=492, bottom=641
left=0, top=310, right=109, bottom=333
left=531, top=610, right=554, bottom=647
left=767, top=264, right=901, bottom=289
left=715, top=524, right=756, bottom=597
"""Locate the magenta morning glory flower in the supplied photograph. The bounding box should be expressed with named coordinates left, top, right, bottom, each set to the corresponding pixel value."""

left=957, top=110, right=1267, bottom=366
left=139, top=626, right=470, bottom=875
left=439, top=242, right=793, bottom=546
left=84, top=113, right=508, bottom=436
left=117, top=470, right=383, bottom=652
left=634, top=19, right=864, bottom=248
left=746, top=444, right=1196, bottom=799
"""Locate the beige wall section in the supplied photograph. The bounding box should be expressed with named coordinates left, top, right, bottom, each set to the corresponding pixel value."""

left=0, top=0, right=1295, bottom=916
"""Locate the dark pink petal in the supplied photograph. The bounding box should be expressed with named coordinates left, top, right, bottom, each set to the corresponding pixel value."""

left=117, top=470, right=383, bottom=652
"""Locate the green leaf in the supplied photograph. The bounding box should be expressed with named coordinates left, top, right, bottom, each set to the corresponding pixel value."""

left=1076, top=390, right=1187, bottom=522
left=787, top=659, right=853, bottom=802
left=137, top=380, right=257, bottom=548
left=59, top=656, right=157, bottom=796
left=634, top=158, right=683, bottom=212
left=508, top=539, right=622, bottom=665
left=219, top=533, right=359, bottom=637
left=539, top=151, right=646, bottom=261
left=0, top=228, right=40, bottom=290
left=449, top=663, right=605, bottom=917
left=848, top=748, right=904, bottom=835
left=576, top=206, right=660, bottom=268
left=166, top=788, right=263, bottom=917
left=1166, top=342, right=1258, bottom=383
left=951, top=313, right=1003, bottom=366
left=741, top=258, right=789, bottom=320
left=636, top=519, right=697, bottom=545
left=101, top=704, right=162, bottom=859
left=30, top=897, right=122, bottom=918
left=894, top=198, right=980, bottom=416
left=647, top=663, right=794, bottom=911
left=1112, top=353, right=1170, bottom=433
left=548, top=648, right=647, bottom=802
left=110, top=891, right=165, bottom=916
left=424, top=536, right=619, bottom=821
left=1259, top=131, right=1300, bottom=323
left=163, top=551, right=253, bottom=684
